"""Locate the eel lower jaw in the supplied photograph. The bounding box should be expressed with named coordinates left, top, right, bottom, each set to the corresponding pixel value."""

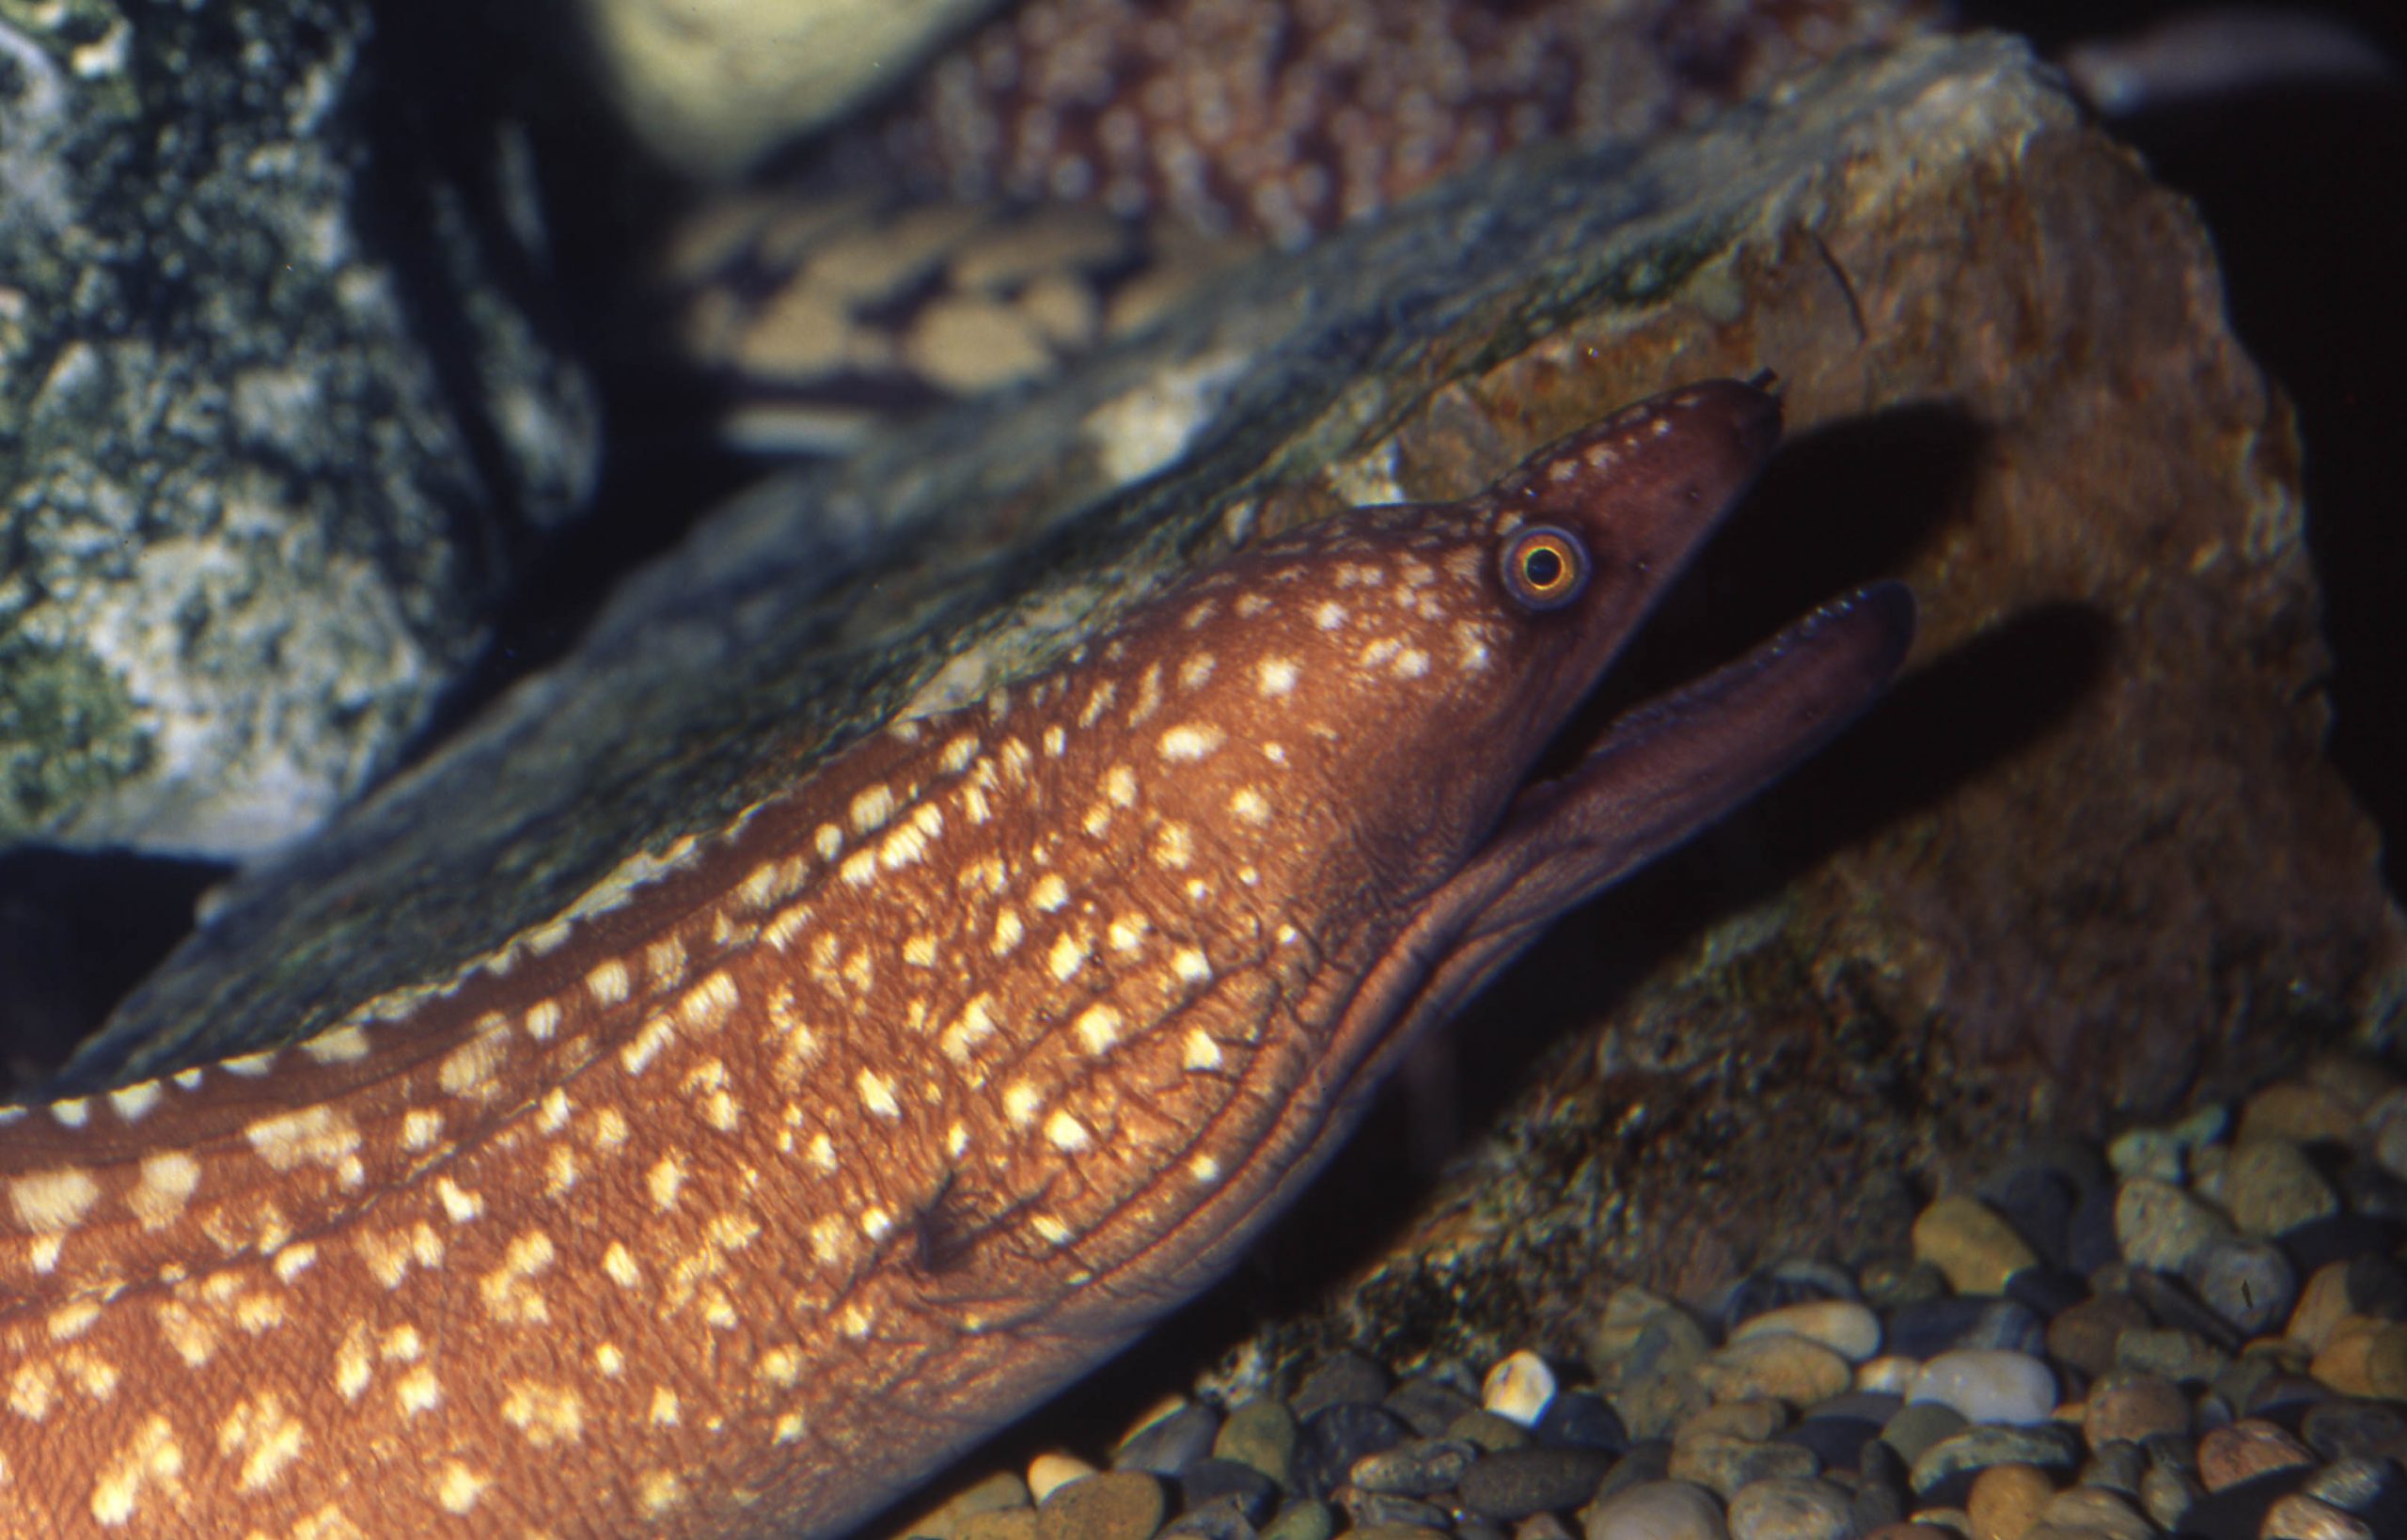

left=1471, top=580, right=1917, bottom=939
left=1316, top=580, right=1916, bottom=1108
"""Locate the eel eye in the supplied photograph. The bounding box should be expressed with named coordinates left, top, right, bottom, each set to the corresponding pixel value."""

left=1499, top=526, right=1590, bottom=611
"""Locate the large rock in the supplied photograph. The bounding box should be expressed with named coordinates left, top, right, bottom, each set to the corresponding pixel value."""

left=55, top=36, right=2403, bottom=1428
left=0, top=2, right=596, bottom=858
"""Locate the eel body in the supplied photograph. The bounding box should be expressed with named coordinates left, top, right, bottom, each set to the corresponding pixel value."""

left=0, top=381, right=1911, bottom=1537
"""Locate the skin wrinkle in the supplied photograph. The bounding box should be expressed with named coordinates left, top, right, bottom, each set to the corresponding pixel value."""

left=0, top=382, right=1911, bottom=1538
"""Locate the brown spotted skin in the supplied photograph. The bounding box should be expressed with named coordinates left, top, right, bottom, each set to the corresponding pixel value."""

left=0, top=382, right=1911, bottom=1537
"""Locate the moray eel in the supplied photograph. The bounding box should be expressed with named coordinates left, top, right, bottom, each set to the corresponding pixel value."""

left=0, top=380, right=1910, bottom=1537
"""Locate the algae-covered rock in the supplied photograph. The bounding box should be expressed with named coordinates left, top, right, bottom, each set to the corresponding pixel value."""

left=0, top=0, right=596, bottom=857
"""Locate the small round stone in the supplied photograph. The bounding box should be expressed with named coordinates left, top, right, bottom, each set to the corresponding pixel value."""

left=1909, top=1424, right=2084, bottom=1503
left=2309, top=1316, right=2407, bottom=1399
left=2115, top=1177, right=2234, bottom=1275
left=1037, top=1470, right=1167, bottom=1540
left=1535, top=1392, right=1630, bottom=1455
left=2300, top=1397, right=2407, bottom=1460
left=1732, top=1301, right=1884, bottom=1364
left=1913, top=1196, right=2040, bottom=1296
left=1450, top=1409, right=1537, bottom=1454
left=1297, top=1405, right=1410, bottom=1500
left=2044, top=1294, right=2149, bottom=1377
left=1723, top=1476, right=1853, bottom=1540
left=1160, top=1496, right=1263, bottom=1540
left=1218, top=1399, right=1300, bottom=1489
left=2114, top=1325, right=2229, bottom=1385
left=2186, top=1236, right=2297, bottom=1335
left=1260, top=1501, right=1334, bottom=1540
left=2289, top=1262, right=2361, bottom=1351
left=1349, top=1439, right=1475, bottom=1497
left=2195, top=1418, right=2315, bottom=1491
left=1295, top=1354, right=1392, bottom=1420
left=1886, top=1297, right=2046, bottom=1359
left=2238, top=1082, right=2358, bottom=1146
left=908, top=1470, right=1037, bottom=1540
left=960, top=1510, right=1043, bottom=1540
left=2258, top=1493, right=2375, bottom=1540
left=1031, top=1454, right=1102, bottom=1502
left=1669, top=1434, right=1817, bottom=1500
left=1908, top=1351, right=2057, bottom=1426
left=1488, top=1351, right=1562, bottom=1427
left=2083, top=1372, right=2191, bottom=1446
left=2139, top=1462, right=2204, bottom=1531
left=2224, top=1138, right=2340, bottom=1237
left=1457, top=1447, right=1615, bottom=1519
left=1582, top=1479, right=1728, bottom=1540
left=1117, top=1402, right=1222, bottom=1476
left=1964, top=1461, right=2052, bottom=1540
left=2035, top=1486, right=2154, bottom=1540
left=1697, top=1336, right=1853, bottom=1408
left=1386, top=1378, right=1481, bottom=1438
left=1182, top=1460, right=1280, bottom=1524
left=1879, top=1403, right=1970, bottom=1466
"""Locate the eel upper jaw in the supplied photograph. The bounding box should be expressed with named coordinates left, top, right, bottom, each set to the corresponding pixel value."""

left=1323, top=578, right=1916, bottom=1113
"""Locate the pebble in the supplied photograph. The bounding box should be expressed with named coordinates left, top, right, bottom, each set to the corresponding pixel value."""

left=1582, top=1479, right=1728, bottom=1540
left=1452, top=1410, right=1538, bottom=1454
left=907, top=1473, right=1040, bottom=1540
left=1260, top=1502, right=1333, bottom=1540
left=1217, top=1400, right=1299, bottom=1489
left=1910, top=1423, right=2084, bottom=1501
left=1032, top=1454, right=1103, bottom=1502
left=1487, top=1351, right=1561, bottom=1427
left=2115, top=1325, right=2231, bottom=1385
left=1668, top=1432, right=1818, bottom=1499
left=2195, top=1419, right=2316, bottom=1490
left=1887, top=1297, right=2047, bottom=1359
left=2083, top=1371, right=2192, bottom=1445
left=2238, top=1083, right=2358, bottom=1146
left=2116, top=1177, right=2235, bottom=1275
left=1880, top=1401, right=1970, bottom=1465
left=1180, top=1461, right=1280, bottom=1524
left=1732, top=1301, right=1884, bottom=1363
left=2259, top=1493, right=2376, bottom=1540
left=2037, top=1485, right=2156, bottom=1540
left=1118, top=1404, right=1223, bottom=1477
left=1965, top=1461, right=2053, bottom=1540
left=2189, top=1237, right=2300, bottom=1336
left=1909, top=1351, right=2058, bottom=1426
left=1159, top=1498, right=1257, bottom=1540
left=2307, top=1316, right=2407, bottom=1399
left=1387, top=1379, right=1480, bottom=1438
left=1296, top=1405, right=1409, bottom=1499
left=1696, top=1336, right=1854, bottom=1407
left=1038, top=1471, right=1168, bottom=1540
left=1457, top=1448, right=1616, bottom=1519
left=1723, top=1476, right=1854, bottom=1540
left=1294, top=1355, right=1391, bottom=1421
left=2225, top=1139, right=2342, bottom=1237
left=1535, top=1392, right=1630, bottom=1454
left=1349, top=1439, right=1474, bottom=1498
left=960, top=1511, right=1043, bottom=1540
left=2299, top=1398, right=2407, bottom=1460
left=1915, top=1195, right=2042, bottom=1296
left=2044, top=1294, right=2150, bottom=1377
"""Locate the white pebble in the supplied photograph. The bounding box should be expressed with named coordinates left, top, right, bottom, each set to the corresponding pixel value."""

left=1027, top=1451, right=1096, bottom=1501
left=1908, top=1348, right=2057, bottom=1425
left=1483, top=1348, right=1558, bottom=1426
